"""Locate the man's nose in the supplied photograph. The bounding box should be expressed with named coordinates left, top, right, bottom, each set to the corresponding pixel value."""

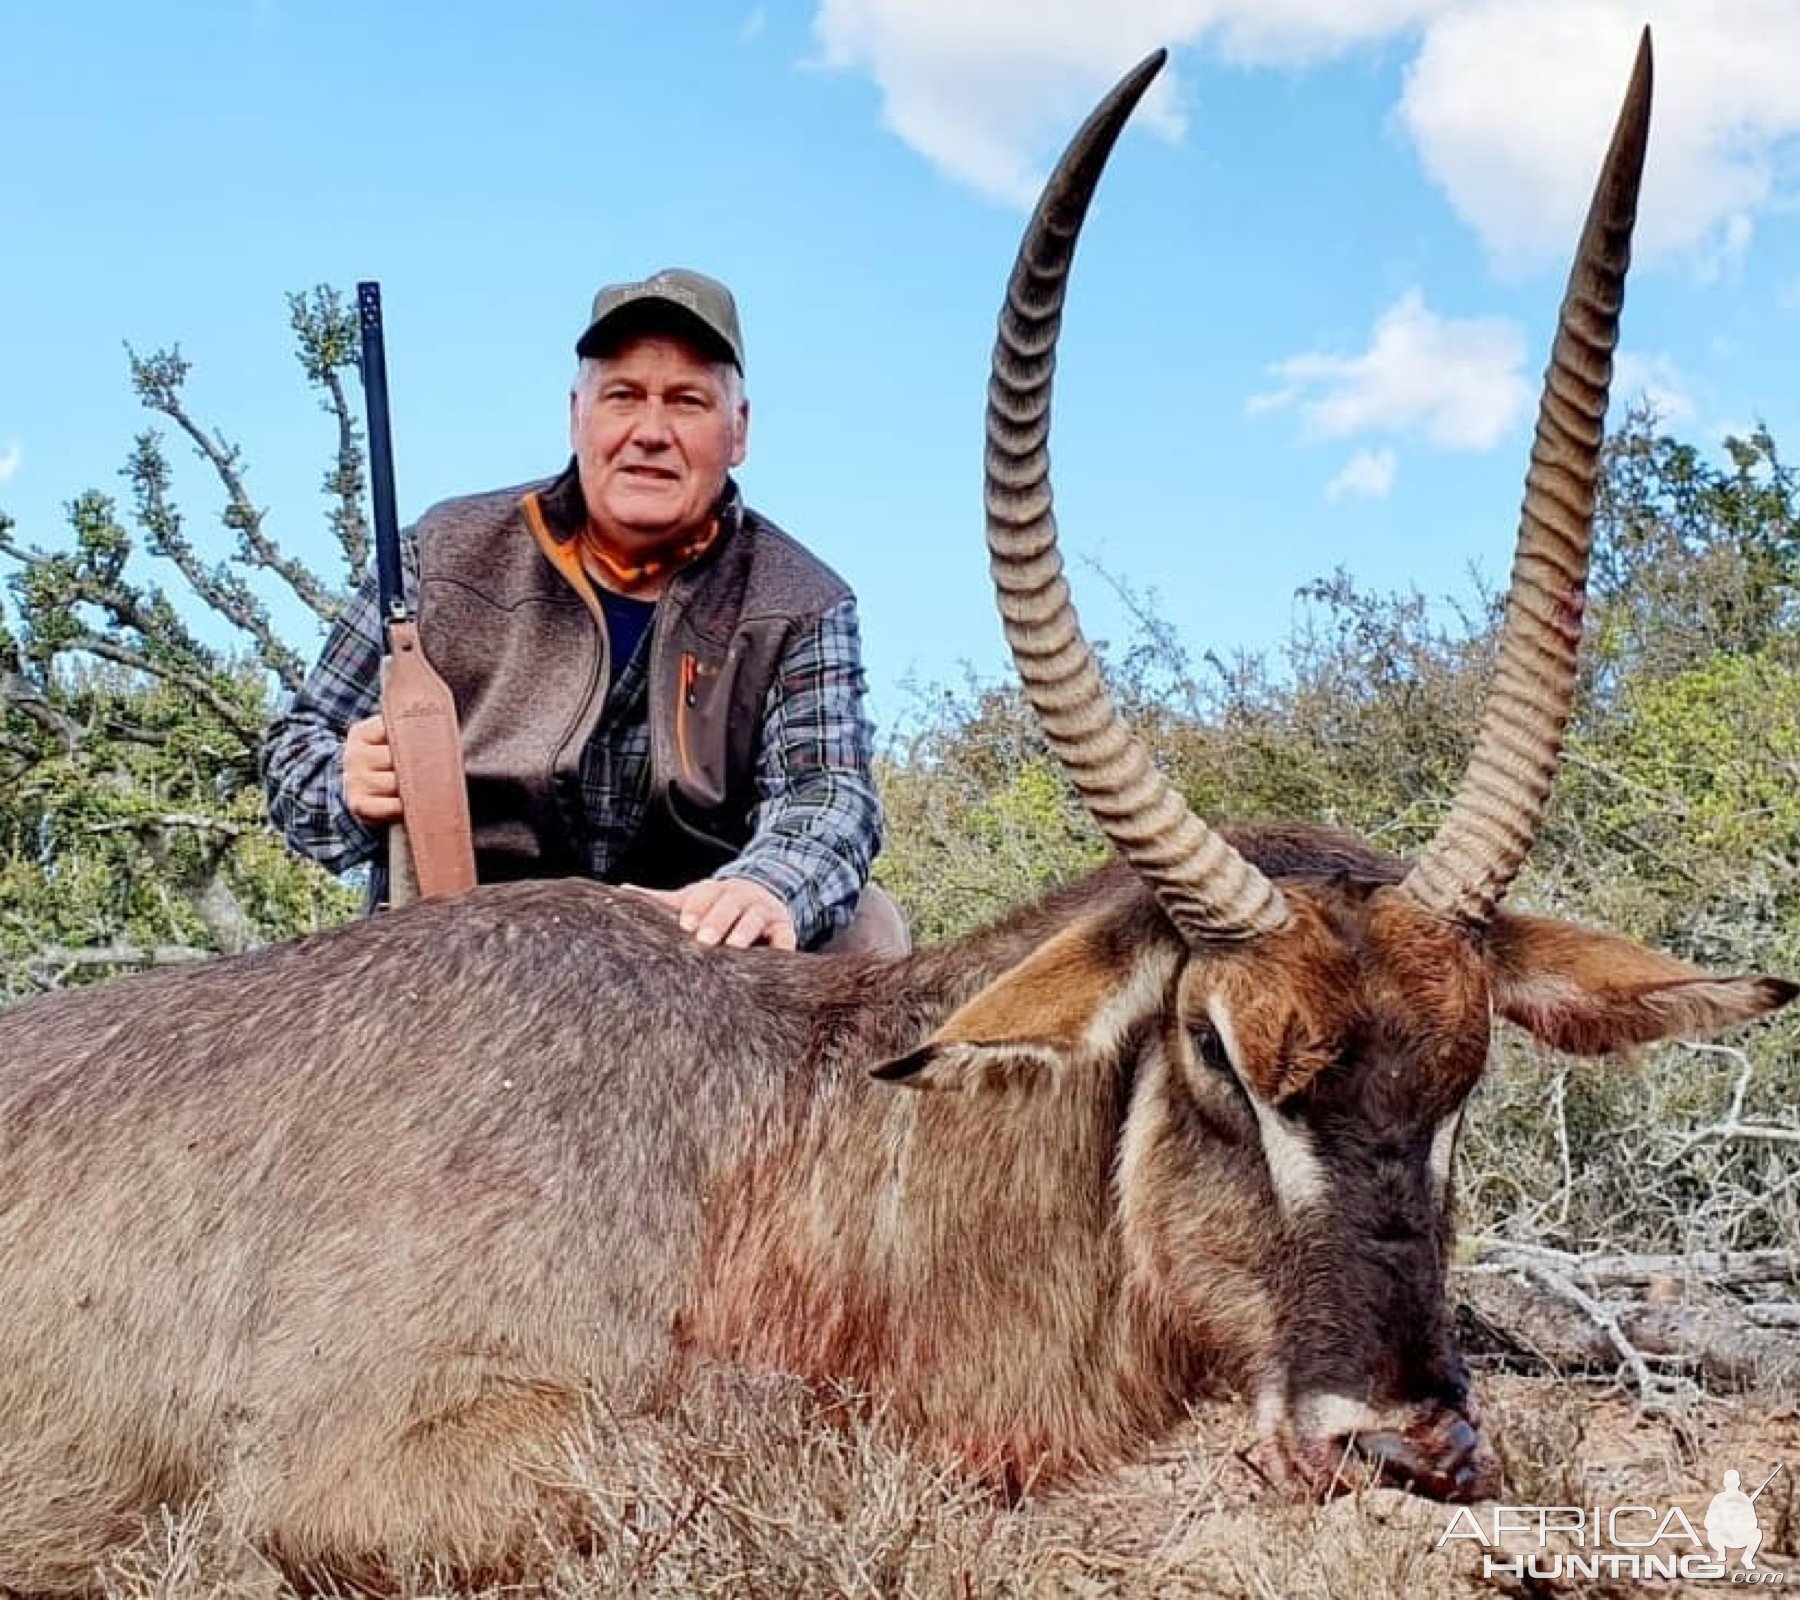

left=629, top=399, right=674, bottom=445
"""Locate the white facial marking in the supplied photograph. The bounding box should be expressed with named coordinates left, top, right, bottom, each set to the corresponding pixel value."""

left=1250, top=1100, right=1329, bottom=1217
left=1297, top=1390, right=1389, bottom=1441
left=1256, top=1380, right=1289, bottom=1440
left=1081, top=942, right=1182, bottom=1058
left=1114, top=1034, right=1171, bottom=1215
left=1429, top=1110, right=1462, bottom=1201
left=1210, top=997, right=1328, bottom=1217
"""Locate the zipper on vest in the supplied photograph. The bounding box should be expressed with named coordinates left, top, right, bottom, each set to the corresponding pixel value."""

left=674, top=651, right=698, bottom=778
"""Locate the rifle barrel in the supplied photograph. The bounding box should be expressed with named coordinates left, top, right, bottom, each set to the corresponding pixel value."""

left=356, top=281, right=407, bottom=627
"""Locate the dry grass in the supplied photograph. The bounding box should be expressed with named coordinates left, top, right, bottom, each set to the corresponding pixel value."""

left=79, top=1371, right=1797, bottom=1600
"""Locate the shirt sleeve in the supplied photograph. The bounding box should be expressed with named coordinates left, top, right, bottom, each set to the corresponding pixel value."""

left=713, top=596, right=884, bottom=948
left=259, top=536, right=417, bottom=874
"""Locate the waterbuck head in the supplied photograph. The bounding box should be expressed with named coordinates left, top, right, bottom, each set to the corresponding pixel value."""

left=884, top=32, right=1794, bottom=1501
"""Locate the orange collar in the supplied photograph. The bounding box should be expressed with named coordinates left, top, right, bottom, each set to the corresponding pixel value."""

left=578, top=517, right=720, bottom=595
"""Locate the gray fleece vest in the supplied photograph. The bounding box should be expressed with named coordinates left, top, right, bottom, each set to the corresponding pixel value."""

left=413, top=465, right=851, bottom=887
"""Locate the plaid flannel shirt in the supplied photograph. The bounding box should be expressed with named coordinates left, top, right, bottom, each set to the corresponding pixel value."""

left=261, top=519, right=882, bottom=949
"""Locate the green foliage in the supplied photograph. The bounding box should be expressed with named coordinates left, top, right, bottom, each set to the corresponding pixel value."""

left=1585, top=654, right=1800, bottom=862
left=1589, top=407, right=1800, bottom=689
left=877, top=406, right=1800, bottom=974
left=0, top=288, right=365, bottom=997
left=873, top=670, right=1098, bottom=942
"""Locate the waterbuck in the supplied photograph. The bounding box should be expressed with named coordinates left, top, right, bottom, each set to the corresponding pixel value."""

left=0, top=28, right=1790, bottom=1593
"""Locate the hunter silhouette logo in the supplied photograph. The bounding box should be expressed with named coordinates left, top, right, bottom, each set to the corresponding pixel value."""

left=1706, top=1466, right=1782, bottom=1571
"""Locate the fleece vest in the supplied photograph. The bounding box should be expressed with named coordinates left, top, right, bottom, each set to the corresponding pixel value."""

left=413, top=465, right=852, bottom=888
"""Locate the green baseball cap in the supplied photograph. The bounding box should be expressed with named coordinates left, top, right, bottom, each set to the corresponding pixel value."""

left=575, top=267, right=745, bottom=372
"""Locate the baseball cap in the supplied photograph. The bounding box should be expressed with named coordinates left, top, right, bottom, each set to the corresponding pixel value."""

left=574, top=267, right=745, bottom=372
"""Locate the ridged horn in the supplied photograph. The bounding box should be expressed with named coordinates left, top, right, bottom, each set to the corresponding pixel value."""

left=1403, top=29, right=1653, bottom=925
left=986, top=51, right=1289, bottom=944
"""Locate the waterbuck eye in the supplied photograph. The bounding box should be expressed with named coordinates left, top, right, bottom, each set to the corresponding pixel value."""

left=1191, top=1025, right=1233, bottom=1075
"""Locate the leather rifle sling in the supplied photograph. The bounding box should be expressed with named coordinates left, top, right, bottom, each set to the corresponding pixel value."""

left=355, top=283, right=475, bottom=904
left=380, top=620, right=476, bottom=900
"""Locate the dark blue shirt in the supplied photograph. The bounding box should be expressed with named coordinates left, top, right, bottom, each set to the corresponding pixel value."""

left=596, top=587, right=656, bottom=689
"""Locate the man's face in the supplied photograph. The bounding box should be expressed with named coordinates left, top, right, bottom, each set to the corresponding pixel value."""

left=569, top=333, right=748, bottom=554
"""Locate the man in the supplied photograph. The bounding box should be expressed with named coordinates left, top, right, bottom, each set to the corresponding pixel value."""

left=262, top=268, right=902, bottom=954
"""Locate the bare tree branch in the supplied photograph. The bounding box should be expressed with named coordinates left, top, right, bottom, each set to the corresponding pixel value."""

left=1468, top=1237, right=1800, bottom=1291
left=28, top=944, right=215, bottom=988
left=85, top=813, right=246, bottom=839
left=1459, top=1270, right=1800, bottom=1392
left=1661, top=1047, right=1800, bottom=1165
left=1, top=662, right=81, bottom=754
left=1746, top=1304, right=1800, bottom=1329
left=1512, top=1261, right=1676, bottom=1402
left=289, top=287, right=371, bottom=589
left=71, top=633, right=262, bottom=747
left=129, top=343, right=343, bottom=625
left=124, top=429, right=308, bottom=690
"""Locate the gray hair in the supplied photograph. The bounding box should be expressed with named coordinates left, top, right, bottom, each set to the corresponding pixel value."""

left=573, top=354, right=744, bottom=413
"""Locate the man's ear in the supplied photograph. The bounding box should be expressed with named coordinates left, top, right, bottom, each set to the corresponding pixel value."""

left=871, top=919, right=1123, bottom=1091
left=1486, top=911, right=1798, bottom=1057
left=730, top=396, right=750, bottom=467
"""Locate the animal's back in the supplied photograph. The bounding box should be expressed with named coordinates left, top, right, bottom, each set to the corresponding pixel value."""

left=0, top=880, right=814, bottom=1588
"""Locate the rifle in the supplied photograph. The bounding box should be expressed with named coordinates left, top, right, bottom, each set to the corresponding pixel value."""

left=356, top=281, right=476, bottom=904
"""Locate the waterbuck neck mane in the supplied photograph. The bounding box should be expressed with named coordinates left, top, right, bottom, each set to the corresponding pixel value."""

left=1225, top=822, right=1407, bottom=889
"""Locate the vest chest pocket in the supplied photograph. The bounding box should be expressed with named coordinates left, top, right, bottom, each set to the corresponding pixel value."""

left=664, top=621, right=792, bottom=832
left=672, top=651, right=730, bottom=804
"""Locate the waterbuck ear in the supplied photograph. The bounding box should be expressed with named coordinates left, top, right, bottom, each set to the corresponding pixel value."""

left=1487, top=911, right=1799, bottom=1057
left=871, top=919, right=1120, bottom=1092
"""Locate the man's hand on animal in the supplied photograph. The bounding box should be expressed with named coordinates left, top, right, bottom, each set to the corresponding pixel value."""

left=626, top=878, right=797, bottom=950
left=342, top=713, right=403, bottom=826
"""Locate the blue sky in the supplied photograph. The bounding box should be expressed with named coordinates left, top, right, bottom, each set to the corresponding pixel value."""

left=3, top=0, right=1797, bottom=740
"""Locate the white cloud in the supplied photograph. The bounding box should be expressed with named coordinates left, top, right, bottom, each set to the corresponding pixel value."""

left=0, top=440, right=20, bottom=484
left=1252, top=290, right=1529, bottom=450
left=813, top=0, right=1800, bottom=266
left=741, top=6, right=768, bottom=43
left=1400, top=0, right=1800, bottom=273
left=808, top=0, right=1461, bottom=205
left=1326, top=448, right=1400, bottom=501
left=811, top=1, right=1191, bottom=206
left=1612, top=350, right=1696, bottom=426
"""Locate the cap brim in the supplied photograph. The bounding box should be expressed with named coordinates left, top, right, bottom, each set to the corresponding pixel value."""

left=575, top=300, right=740, bottom=370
